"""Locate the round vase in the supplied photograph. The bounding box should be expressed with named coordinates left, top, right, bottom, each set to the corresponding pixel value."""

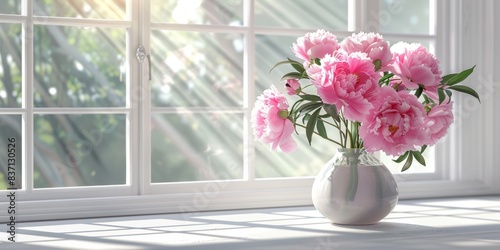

left=311, top=148, right=399, bottom=225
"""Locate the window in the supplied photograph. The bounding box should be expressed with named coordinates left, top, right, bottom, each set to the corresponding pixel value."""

left=1, top=0, right=498, bottom=222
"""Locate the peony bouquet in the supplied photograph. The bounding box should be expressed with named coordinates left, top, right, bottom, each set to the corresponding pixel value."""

left=251, top=30, right=479, bottom=171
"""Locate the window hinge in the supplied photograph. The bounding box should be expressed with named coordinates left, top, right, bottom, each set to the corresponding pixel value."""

left=136, top=45, right=151, bottom=80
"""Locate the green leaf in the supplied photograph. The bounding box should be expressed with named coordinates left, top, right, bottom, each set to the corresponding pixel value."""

left=270, top=60, right=303, bottom=73
left=288, top=58, right=305, bottom=74
left=378, top=73, right=394, bottom=85
left=411, top=150, right=426, bottom=166
left=423, top=94, right=434, bottom=105
left=316, top=119, right=328, bottom=139
left=440, top=73, right=457, bottom=85
left=446, top=65, right=475, bottom=86
left=401, top=154, right=413, bottom=172
left=289, top=99, right=304, bottom=115
left=280, top=72, right=303, bottom=81
left=302, top=113, right=311, bottom=124
left=438, top=88, right=446, bottom=104
left=445, top=89, right=453, bottom=103
left=420, top=144, right=428, bottom=153
left=299, top=94, right=322, bottom=102
left=448, top=85, right=481, bottom=103
left=322, top=103, right=340, bottom=123
left=269, top=60, right=294, bottom=73
left=295, top=102, right=322, bottom=117
left=393, top=151, right=409, bottom=163
left=306, top=108, right=321, bottom=145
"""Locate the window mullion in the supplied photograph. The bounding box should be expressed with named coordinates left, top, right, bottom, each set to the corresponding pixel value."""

left=348, top=0, right=362, bottom=32
left=22, top=0, right=34, bottom=193
left=243, top=0, right=255, bottom=182
left=349, top=0, right=380, bottom=32
left=435, top=0, right=453, bottom=181
left=127, top=0, right=140, bottom=193
left=139, top=0, right=152, bottom=195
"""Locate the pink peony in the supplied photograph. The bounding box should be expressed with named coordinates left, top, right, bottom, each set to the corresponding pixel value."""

left=424, top=102, right=454, bottom=146
left=307, top=51, right=380, bottom=121
left=251, top=86, right=297, bottom=152
left=292, top=29, right=340, bottom=63
left=285, top=79, right=301, bottom=95
left=360, top=86, right=428, bottom=157
left=341, top=32, right=393, bottom=71
left=389, top=42, right=442, bottom=98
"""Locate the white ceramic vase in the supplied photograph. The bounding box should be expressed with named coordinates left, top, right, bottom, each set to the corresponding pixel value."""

left=312, top=148, right=399, bottom=225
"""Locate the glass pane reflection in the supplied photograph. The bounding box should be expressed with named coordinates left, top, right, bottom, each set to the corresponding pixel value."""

left=34, top=26, right=126, bottom=107
left=151, top=113, right=243, bottom=182
left=255, top=0, right=348, bottom=30
left=0, top=24, right=22, bottom=108
left=34, top=114, right=126, bottom=188
left=151, top=0, right=243, bottom=26
left=0, top=115, right=22, bottom=190
left=379, top=0, right=431, bottom=34
left=151, top=30, right=243, bottom=107
left=34, top=0, right=126, bottom=20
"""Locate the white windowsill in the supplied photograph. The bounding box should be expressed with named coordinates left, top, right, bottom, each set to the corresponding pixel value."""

left=2, top=196, right=500, bottom=249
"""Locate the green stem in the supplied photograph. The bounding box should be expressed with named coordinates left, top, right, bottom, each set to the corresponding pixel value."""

left=294, top=124, right=344, bottom=147
left=344, top=150, right=361, bottom=202
left=339, top=127, right=344, bottom=147
left=415, top=86, right=424, bottom=98
left=322, top=120, right=345, bottom=137
left=393, top=81, right=402, bottom=90
left=300, top=84, right=313, bottom=91
left=345, top=161, right=359, bottom=202
left=350, top=121, right=361, bottom=148
left=341, top=116, right=350, bottom=148
left=321, top=119, right=340, bottom=129
left=350, top=122, right=356, bottom=148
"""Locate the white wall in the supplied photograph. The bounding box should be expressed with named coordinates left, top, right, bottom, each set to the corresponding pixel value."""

left=457, top=0, right=500, bottom=191
left=493, top=0, right=500, bottom=190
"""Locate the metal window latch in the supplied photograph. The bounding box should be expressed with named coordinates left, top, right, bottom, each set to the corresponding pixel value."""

left=136, top=45, right=151, bottom=80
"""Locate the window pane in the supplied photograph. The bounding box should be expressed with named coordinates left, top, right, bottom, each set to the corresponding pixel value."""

left=0, top=24, right=22, bottom=108
left=255, top=35, right=299, bottom=94
left=255, top=0, right=348, bottom=30
left=380, top=0, right=430, bottom=34
left=0, top=115, right=22, bottom=190
left=33, top=0, right=126, bottom=20
left=34, top=26, right=126, bottom=107
left=151, top=113, right=243, bottom=183
left=34, top=114, right=126, bottom=188
left=0, top=0, right=21, bottom=15
left=255, top=139, right=334, bottom=178
left=151, top=0, right=243, bottom=26
left=151, top=30, right=243, bottom=107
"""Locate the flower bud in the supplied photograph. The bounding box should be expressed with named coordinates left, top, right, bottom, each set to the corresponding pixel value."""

left=278, top=109, right=289, bottom=119
left=285, top=79, right=301, bottom=95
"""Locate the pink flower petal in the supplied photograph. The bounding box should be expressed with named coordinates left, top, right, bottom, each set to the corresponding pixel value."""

left=251, top=86, right=297, bottom=153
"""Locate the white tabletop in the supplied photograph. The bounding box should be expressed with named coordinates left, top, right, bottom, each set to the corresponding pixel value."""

left=2, top=196, right=500, bottom=249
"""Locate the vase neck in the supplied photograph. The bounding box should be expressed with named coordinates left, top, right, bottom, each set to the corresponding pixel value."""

left=333, top=148, right=382, bottom=167
left=337, top=148, right=366, bottom=154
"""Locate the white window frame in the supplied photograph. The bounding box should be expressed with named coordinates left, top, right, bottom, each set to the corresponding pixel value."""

left=1, top=0, right=499, bottom=222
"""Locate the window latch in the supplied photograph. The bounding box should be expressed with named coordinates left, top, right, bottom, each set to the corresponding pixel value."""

left=136, top=45, right=151, bottom=81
